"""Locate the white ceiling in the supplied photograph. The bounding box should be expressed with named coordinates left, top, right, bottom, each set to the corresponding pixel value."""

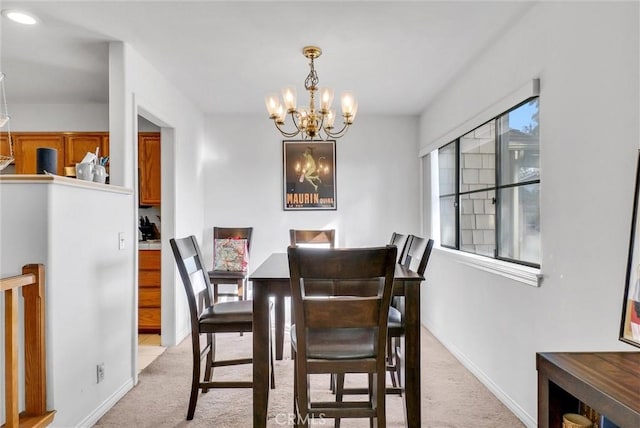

left=0, top=1, right=535, bottom=115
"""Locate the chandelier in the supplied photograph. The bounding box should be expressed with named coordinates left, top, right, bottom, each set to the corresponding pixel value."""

left=265, top=46, right=357, bottom=141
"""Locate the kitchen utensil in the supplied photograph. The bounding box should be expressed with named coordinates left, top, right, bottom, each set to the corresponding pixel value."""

left=93, top=164, right=108, bottom=184
left=76, top=162, right=94, bottom=181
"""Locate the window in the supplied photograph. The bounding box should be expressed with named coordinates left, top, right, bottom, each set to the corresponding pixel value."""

left=438, top=98, right=539, bottom=267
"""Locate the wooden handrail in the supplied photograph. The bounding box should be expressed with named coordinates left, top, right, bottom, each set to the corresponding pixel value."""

left=1, top=264, right=55, bottom=428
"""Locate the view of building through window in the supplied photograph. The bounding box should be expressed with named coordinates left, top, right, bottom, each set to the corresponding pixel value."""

left=438, top=98, right=540, bottom=267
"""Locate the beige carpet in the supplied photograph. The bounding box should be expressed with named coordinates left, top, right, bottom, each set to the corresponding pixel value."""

left=95, top=327, right=524, bottom=427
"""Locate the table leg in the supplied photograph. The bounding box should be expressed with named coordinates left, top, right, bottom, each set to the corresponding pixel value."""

left=275, top=293, right=285, bottom=360
left=404, top=282, right=421, bottom=427
left=537, top=372, right=549, bottom=428
left=253, top=281, right=269, bottom=428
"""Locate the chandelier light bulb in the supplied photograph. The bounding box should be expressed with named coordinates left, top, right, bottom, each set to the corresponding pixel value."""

left=282, top=86, right=297, bottom=112
left=319, top=87, right=334, bottom=113
left=265, top=94, right=281, bottom=118
left=325, top=110, right=336, bottom=129
left=341, top=91, right=355, bottom=116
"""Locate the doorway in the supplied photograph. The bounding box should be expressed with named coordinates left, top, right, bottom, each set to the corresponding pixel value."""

left=137, top=115, right=164, bottom=371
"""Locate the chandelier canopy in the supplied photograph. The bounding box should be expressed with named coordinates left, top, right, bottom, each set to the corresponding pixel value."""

left=265, top=46, right=357, bottom=141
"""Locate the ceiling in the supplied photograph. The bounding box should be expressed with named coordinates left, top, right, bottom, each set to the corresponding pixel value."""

left=0, top=1, right=535, bottom=116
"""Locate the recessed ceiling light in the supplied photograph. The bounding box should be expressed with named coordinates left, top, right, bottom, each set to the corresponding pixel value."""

left=2, top=9, right=40, bottom=25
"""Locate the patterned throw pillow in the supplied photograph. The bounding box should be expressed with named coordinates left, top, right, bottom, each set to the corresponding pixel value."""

left=213, top=238, right=248, bottom=272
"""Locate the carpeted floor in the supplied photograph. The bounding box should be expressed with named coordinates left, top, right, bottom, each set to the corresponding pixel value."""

left=94, top=327, right=524, bottom=427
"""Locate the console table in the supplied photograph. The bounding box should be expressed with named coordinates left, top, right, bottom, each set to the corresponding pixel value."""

left=536, top=352, right=640, bottom=427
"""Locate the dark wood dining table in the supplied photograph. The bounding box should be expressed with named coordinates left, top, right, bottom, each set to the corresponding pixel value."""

left=250, top=252, right=425, bottom=427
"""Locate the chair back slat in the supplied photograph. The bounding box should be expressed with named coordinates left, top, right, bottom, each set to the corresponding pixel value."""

left=402, top=236, right=435, bottom=275
left=389, top=232, right=410, bottom=263
left=170, top=236, right=212, bottom=321
left=304, top=297, right=381, bottom=328
left=290, top=229, right=335, bottom=248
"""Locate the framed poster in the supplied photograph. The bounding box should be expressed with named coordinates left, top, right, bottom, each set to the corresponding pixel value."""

left=620, top=150, right=640, bottom=348
left=283, top=140, right=336, bottom=210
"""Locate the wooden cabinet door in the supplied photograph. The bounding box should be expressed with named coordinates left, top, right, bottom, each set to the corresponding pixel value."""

left=13, top=134, right=65, bottom=174
left=0, top=133, right=13, bottom=161
left=138, top=133, right=161, bottom=206
left=64, top=133, right=109, bottom=166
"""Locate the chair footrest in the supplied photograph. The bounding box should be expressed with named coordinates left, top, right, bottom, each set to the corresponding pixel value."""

left=339, top=386, right=404, bottom=396
left=200, top=381, right=252, bottom=389
left=309, top=402, right=375, bottom=419
left=212, top=357, right=252, bottom=367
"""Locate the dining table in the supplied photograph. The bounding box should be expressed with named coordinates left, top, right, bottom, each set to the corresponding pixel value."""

left=250, top=252, right=425, bottom=427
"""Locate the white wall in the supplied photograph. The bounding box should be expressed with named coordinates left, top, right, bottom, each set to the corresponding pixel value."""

left=6, top=104, right=108, bottom=131
left=202, top=114, right=421, bottom=268
left=109, top=42, right=207, bottom=346
left=419, top=2, right=639, bottom=426
left=0, top=179, right=134, bottom=428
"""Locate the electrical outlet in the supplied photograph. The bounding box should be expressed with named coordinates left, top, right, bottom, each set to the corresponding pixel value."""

left=97, top=363, right=105, bottom=383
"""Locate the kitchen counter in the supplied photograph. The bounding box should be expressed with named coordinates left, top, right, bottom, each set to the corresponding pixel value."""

left=139, top=240, right=161, bottom=250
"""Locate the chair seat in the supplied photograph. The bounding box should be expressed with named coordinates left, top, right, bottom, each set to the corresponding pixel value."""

left=200, top=300, right=253, bottom=325
left=291, top=325, right=376, bottom=360
left=388, top=306, right=403, bottom=329
left=208, top=270, right=247, bottom=280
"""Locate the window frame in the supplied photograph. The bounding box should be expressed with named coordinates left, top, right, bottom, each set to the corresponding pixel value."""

left=438, top=97, right=540, bottom=269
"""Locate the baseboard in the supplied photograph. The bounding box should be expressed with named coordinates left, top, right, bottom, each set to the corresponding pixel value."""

left=423, top=321, right=537, bottom=428
left=76, top=378, right=134, bottom=427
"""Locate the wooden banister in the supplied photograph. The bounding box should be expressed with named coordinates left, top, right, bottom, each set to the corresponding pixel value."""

left=1, top=264, right=55, bottom=428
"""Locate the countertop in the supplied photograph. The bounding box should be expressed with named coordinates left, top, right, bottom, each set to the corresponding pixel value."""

left=139, top=240, right=161, bottom=250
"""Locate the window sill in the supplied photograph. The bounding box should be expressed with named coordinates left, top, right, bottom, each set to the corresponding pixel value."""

left=434, top=247, right=542, bottom=287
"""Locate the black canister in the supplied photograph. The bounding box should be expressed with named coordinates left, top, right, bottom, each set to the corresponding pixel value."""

left=36, top=147, right=57, bottom=174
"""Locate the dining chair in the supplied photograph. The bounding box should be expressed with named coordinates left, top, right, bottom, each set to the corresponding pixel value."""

left=170, top=235, right=274, bottom=420
left=386, top=232, right=410, bottom=386
left=288, top=245, right=397, bottom=428
left=289, top=228, right=335, bottom=248
left=208, top=227, right=252, bottom=302
left=330, top=232, right=409, bottom=393
left=335, top=234, right=434, bottom=398
left=387, top=235, right=434, bottom=392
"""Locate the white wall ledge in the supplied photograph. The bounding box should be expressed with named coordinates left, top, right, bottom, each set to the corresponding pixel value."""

left=435, top=246, right=542, bottom=287
left=0, top=174, right=132, bottom=194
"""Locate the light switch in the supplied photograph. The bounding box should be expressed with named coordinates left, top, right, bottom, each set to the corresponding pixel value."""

left=118, top=232, right=125, bottom=250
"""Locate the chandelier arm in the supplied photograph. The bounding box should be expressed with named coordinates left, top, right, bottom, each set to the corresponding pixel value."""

left=322, top=121, right=351, bottom=139
left=274, top=120, right=301, bottom=139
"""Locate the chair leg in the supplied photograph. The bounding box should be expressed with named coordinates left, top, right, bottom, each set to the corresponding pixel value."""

left=387, top=335, right=398, bottom=388
left=202, top=333, right=215, bottom=393
left=213, top=283, right=219, bottom=303
left=187, top=333, right=202, bottom=420
left=394, top=339, right=403, bottom=394
left=237, top=279, right=244, bottom=300
left=292, top=349, right=299, bottom=427
left=334, top=373, right=345, bottom=428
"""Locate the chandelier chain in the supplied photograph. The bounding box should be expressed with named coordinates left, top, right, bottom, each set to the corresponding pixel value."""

left=304, top=57, right=319, bottom=91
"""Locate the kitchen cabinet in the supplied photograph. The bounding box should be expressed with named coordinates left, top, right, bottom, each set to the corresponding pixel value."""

left=139, top=249, right=161, bottom=333
left=138, top=132, right=161, bottom=206
left=12, top=133, right=65, bottom=175
left=64, top=133, right=109, bottom=166
left=0, top=132, right=109, bottom=174
left=0, top=133, right=12, bottom=161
